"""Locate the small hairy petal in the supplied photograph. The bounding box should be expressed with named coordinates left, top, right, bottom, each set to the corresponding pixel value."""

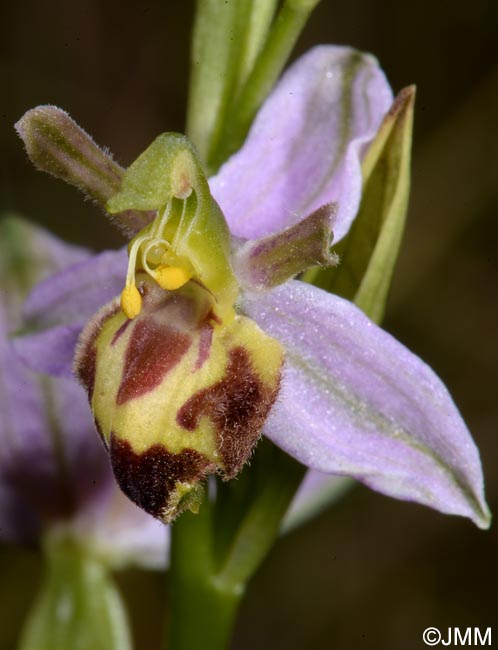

left=241, top=280, right=490, bottom=528
left=232, top=203, right=338, bottom=290
left=210, top=45, right=393, bottom=242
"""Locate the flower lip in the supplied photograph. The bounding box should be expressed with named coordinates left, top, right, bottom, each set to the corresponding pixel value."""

left=74, top=274, right=284, bottom=522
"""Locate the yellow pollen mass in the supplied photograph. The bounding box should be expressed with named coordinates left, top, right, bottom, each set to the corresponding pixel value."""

left=153, top=265, right=192, bottom=291
left=120, top=285, right=142, bottom=319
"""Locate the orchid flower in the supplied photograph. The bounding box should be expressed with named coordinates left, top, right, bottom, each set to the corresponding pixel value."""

left=14, top=46, right=490, bottom=533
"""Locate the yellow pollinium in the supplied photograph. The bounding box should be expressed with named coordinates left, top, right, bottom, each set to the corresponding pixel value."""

left=120, top=285, right=142, bottom=319
left=152, top=264, right=192, bottom=291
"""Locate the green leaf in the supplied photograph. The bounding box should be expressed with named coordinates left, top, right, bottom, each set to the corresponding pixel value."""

left=307, top=86, right=416, bottom=323
left=19, top=535, right=132, bottom=650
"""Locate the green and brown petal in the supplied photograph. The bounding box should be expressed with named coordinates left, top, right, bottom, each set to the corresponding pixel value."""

left=74, top=275, right=283, bottom=522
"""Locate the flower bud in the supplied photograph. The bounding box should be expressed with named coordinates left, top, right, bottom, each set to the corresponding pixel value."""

left=74, top=275, right=284, bottom=522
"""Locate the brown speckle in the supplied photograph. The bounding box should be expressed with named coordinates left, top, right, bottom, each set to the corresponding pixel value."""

left=75, top=303, right=119, bottom=400
left=117, top=318, right=191, bottom=405
left=111, top=318, right=132, bottom=345
left=110, top=436, right=213, bottom=519
left=193, top=324, right=213, bottom=371
left=177, top=346, right=280, bottom=477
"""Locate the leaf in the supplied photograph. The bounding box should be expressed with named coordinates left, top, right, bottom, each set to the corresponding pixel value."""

left=309, top=86, right=416, bottom=323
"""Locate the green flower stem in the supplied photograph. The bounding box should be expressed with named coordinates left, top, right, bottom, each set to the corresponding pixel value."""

left=186, top=0, right=253, bottom=166
left=187, top=0, right=321, bottom=173
left=208, top=0, right=322, bottom=172
left=19, top=533, right=132, bottom=650
left=169, top=500, right=242, bottom=650
left=169, top=442, right=305, bottom=650
left=236, top=0, right=279, bottom=90
left=214, top=443, right=305, bottom=588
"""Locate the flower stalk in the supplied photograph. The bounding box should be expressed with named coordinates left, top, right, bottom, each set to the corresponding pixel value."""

left=209, top=0, right=322, bottom=171
left=169, top=500, right=242, bottom=650
left=187, top=0, right=322, bottom=173
left=169, top=440, right=305, bottom=650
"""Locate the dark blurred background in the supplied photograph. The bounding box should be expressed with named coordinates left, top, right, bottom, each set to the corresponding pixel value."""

left=1, top=1, right=498, bottom=648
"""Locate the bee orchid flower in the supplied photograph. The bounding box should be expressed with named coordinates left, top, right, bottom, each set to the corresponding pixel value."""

left=14, top=46, right=490, bottom=530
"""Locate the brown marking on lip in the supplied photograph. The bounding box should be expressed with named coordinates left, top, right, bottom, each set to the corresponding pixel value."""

left=116, top=318, right=191, bottom=405
left=111, top=318, right=132, bottom=345
left=110, top=436, right=212, bottom=520
left=193, top=324, right=213, bottom=371
left=208, top=310, right=221, bottom=326
left=77, top=344, right=97, bottom=401
left=75, top=303, right=120, bottom=401
left=177, top=346, right=280, bottom=477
